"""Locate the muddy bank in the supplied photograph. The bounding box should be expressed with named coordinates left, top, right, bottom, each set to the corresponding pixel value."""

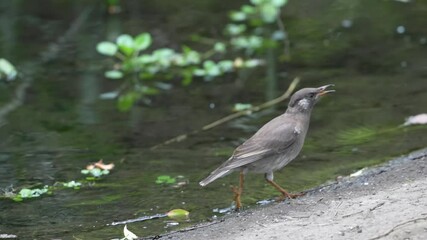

left=153, top=148, right=427, bottom=240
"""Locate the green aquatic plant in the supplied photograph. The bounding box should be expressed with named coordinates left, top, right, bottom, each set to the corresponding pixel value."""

left=81, top=168, right=110, bottom=179
left=1, top=160, right=115, bottom=202
left=63, top=180, right=82, bottom=189
left=336, top=126, right=378, bottom=145
left=336, top=126, right=400, bottom=146
left=155, top=175, right=176, bottom=184
left=12, top=186, right=50, bottom=202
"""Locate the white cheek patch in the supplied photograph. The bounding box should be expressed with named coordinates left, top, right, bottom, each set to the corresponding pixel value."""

left=294, top=126, right=301, bottom=135
left=298, top=98, right=310, bottom=109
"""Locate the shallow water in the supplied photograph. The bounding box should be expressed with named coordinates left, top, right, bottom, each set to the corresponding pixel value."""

left=0, top=0, right=426, bottom=239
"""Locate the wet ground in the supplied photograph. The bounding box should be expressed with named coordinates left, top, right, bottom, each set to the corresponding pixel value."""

left=0, top=0, right=427, bottom=239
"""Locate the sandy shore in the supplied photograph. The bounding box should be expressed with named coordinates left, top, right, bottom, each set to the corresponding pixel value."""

left=155, top=148, right=427, bottom=240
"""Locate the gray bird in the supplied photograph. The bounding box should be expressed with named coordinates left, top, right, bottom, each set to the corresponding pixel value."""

left=199, top=84, right=335, bottom=209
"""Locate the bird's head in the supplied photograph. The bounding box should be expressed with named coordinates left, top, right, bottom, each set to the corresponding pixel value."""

left=287, top=84, right=335, bottom=113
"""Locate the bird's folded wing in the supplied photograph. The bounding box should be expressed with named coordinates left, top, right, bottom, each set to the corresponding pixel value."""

left=222, top=122, right=299, bottom=170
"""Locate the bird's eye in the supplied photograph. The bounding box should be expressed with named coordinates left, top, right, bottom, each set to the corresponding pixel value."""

left=309, top=93, right=316, bottom=98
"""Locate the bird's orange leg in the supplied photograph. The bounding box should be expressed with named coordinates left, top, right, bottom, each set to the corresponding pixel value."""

left=231, top=171, right=244, bottom=209
left=266, top=179, right=305, bottom=200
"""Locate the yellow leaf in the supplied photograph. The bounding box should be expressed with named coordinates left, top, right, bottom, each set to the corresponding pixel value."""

left=166, top=209, right=190, bottom=220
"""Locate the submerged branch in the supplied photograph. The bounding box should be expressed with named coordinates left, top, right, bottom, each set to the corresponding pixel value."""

left=150, top=77, right=300, bottom=149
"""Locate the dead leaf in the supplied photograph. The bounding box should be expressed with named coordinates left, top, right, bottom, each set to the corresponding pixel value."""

left=123, top=224, right=138, bottom=240
left=86, top=159, right=115, bottom=170
left=94, top=159, right=115, bottom=170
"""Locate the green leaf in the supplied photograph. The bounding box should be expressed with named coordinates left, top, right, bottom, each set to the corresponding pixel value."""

left=19, top=189, right=33, bottom=198
left=260, top=3, right=279, bottom=23
left=166, top=209, right=189, bottom=220
left=193, top=69, right=206, bottom=76
left=134, top=33, right=152, bottom=51
left=226, top=24, right=246, bottom=35
left=0, top=58, right=17, bottom=81
left=218, top=60, right=234, bottom=72
left=116, top=34, right=135, bottom=56
left=234, top=103, right=253, bottom=111
left=63, top=181, right=82, bottom=188
left=118, top=92, right=138, bottom=111
left=214, top=42, right=226, bottom=53
left=271, top=0, right=288, bottom=7
left=81, top=169, right=90, bottom=174
left=241, top=5, right=256, bottom=14
left=230, top=11, right=246, bottom=21
left=96, top=42, right=118, bottom=56
left=155, top=175, right=176, bottom=184
left=104, top=70, right=123, bottom=79
left=203, top=61, right=221, bottom=77
left=250, top=0, right=263, bottom=5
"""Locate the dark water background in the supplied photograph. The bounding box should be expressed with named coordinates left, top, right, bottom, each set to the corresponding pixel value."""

left=0, top=0, right=426, bottom=239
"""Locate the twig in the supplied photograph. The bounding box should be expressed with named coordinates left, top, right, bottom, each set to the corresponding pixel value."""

left=150, top=77, right=300, bottom=149
left=342, top=210, right=363, bottom=218
left=369, top=202, right=385, bottom=212
left=110, top=213, right=167, bottom=226
left=277, top=11, right=290, bottom=58
left=369, top=216, right=427, bottom=240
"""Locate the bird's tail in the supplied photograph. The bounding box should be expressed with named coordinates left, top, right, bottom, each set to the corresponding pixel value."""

left=199, top=168, right=230, bottom=187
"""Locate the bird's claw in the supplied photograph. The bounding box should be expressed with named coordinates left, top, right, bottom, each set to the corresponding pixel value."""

left=276, top=191, right=305, bottom=202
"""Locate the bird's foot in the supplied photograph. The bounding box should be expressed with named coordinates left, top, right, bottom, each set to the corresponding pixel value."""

left=276, top=191, right=305, bottom=201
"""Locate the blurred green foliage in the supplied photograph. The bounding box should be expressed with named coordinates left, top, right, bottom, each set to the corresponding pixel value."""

left=0, top=58, right=17, bottom=82
left=97, top=0, right=289, bottom=111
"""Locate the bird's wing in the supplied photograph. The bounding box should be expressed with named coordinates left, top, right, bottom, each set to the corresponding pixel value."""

left=220, top=116, right=300, bottom=170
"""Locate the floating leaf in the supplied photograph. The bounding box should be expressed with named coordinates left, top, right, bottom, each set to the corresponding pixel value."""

left=16, top=186, right=49, bottom=199
left=96, top=42, right=118, bottom=56
left=155, top=175, right=176, bottom=184
left=134, top=33, right=152, bottom=51
left=105, top=70, right=123, bottom=79
left=123, top=225, right=138, bottom=240
left=166, top=209, right=189, bottom=220
left=63, top=181, right=82, bottom=189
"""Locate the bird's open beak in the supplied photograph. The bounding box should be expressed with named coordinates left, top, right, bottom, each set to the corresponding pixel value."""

left=316, top=84, right=335, bottom=97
